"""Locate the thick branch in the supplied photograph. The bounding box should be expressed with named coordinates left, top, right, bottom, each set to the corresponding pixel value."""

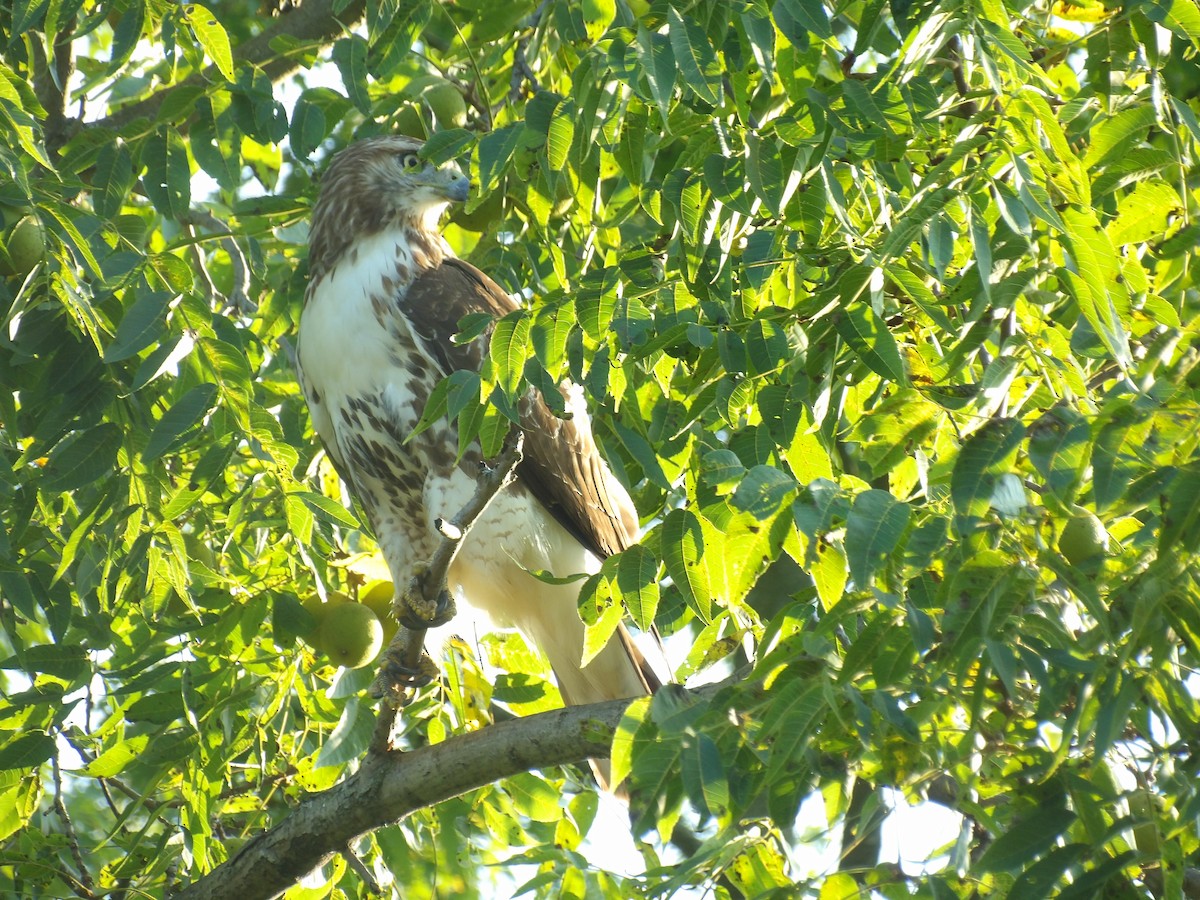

left=174, top=694, right=633, bottom=900
left=73, top=0, right=365, bottom=142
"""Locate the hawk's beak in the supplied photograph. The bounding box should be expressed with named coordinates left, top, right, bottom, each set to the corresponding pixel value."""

left=439, top=170, right=471, bottom=203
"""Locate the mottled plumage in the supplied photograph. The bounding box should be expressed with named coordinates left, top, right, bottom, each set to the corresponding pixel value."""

left=297, top=136, right=657, bottom=727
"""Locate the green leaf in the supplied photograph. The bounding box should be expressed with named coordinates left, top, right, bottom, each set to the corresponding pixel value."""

left=636, top=28, right=676, bottom=126
left=292, top=491, right=359, bottom=529
left=288, top=93, right=327, bottom=160
left=1027, top=407, right=1090, bottom=503
left=609, top=697, right=651, bottom=789
left=477, top=125, right=524, bottom=194
left=977, top=805, right=1076, bottom=872
left=847, top=388, right=940, bottom=478
left=682, top=734, right=729, bottom=819
left=142, top=129, right=191, bottom=220
left=1143, top=0, right=1200, bottom=44
left=144, top=384, right=219, bottom=461
left=617, top=545, right=660, bottom=632
left=762, top=678, right=826, bottom=782
left=1083, top=105, right=1157, bottom=170
left=0, top=733, right=55, bottom=772
left=105, top=290, right=171, bottom=364
left=845, top=490, right=911, bottom=588
left=1107, top=180, right=1180, bottom=246
left=93, top=141, right=136, bottom=219
left=731, top=465, right=798, bottom=520
left=489, top=309, right=531, bottom=402
left=332, top=36, right=370, bottom=114
left=835, top=305, right=908, bottom=384
left=950, top=418, right=1026, bottom=520
left=78, top=735, right=151, bottom=778
left=41, top=423, right=123, bottom=492
left=580, top=574, right=624, bottom=668
left=546, top=103, right=575, bottom=170
left=505, top=772, right=562, bottom=823
left=660, top=509, right=712, bottom=621
left=531, top=302, right=575, bottom=375
left=184, top=4, right=234, bottom=82
left=414, top=131, right=471, bottom=168
left=613, top=421, right=672, bottom=491
left=1159, top=461, right=1200, bottom=554
left=1091, top=407, right=1147, bottom=512
left=667, top=7, right=723, bottom=105
left=701, top=449, right=746, bottom=492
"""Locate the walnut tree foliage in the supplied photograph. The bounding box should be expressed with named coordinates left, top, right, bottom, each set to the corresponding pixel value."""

left=2, top=0, right=1200, bottom=896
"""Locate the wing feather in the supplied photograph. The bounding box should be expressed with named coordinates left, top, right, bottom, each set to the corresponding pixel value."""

left=400, top=259, right=639, bottom=560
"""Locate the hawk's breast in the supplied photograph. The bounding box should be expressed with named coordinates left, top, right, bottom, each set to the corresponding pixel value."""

left=298, top=230, right=452, bottom=565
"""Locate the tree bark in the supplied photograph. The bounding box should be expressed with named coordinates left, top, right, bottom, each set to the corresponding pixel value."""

left=51, top=0, right=366, bottom=150
left=173, top=695, right=632, bottom=900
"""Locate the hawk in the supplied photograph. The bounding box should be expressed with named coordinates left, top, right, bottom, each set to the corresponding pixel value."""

left=297, top=135, right=659, bottom=722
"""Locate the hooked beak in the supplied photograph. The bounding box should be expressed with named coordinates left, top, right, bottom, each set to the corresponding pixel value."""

left=436, top=168, right=471, bottom=202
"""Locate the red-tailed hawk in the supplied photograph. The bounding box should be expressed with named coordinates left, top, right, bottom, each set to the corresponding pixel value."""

left=297, top=135, right=658, bottom=722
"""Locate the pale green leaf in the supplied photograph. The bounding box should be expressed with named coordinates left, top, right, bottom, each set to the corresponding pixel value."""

left=185, top=4, right=234, bottom=82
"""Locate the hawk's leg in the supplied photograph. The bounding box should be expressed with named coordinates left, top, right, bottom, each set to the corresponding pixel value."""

left=378, top=634, right=440, bottom=690
left=371, top=562, right=457, bottom=702
left=393, top=561, right=457, bottom=629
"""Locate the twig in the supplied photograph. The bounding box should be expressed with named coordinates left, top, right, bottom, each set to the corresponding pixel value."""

left=33, top=22, right=77, bottom=154
left=508, top=0, right=548, bottom=105
left=180, top=209, right=255, bottom=315
left=369, top=429, right=525, bottom=746
left=51, top=753, right=96, bottom=898
left=339, top=842, right=381, bottom=894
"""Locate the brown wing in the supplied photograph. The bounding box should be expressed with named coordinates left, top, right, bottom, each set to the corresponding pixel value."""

left=400, top=258, right=639, bottom=560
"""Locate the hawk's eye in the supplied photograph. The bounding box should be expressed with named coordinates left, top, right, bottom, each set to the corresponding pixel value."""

left=401, top=153, right=421, bottom=171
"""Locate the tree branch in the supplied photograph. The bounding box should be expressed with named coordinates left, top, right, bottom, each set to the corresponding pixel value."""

left=54, top=0, right=365, bottom=148
left=174, top=693, right=633, bottom=900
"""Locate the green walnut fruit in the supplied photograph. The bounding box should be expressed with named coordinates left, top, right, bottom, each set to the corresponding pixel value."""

left=450, top=189, right=503, bottom=232
left=0, top=216, right=45, bottom=277
left=302, top=589, right=349, bottom=638
left=395, top=104, right=428, bottom=139
left=424, top=79, right=467, bottom=129
left=318, top=601, right=384, bottom=668
left=359, top=580, right=398, bottom=643
left=1059, top=512, right=1108, bottom=565
left=1128, top=789, right=1161, bottom=855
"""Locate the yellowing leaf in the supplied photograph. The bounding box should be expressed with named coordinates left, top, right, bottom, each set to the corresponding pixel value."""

left=185, top=5, right=234, bottom=82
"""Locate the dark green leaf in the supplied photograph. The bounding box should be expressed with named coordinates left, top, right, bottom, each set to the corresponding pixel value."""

left=977, top=805, right=1076, bottom=872
left=617, top=545, right=660, bottom=632
left=0, top=733, right=55, bottom=772
left=835, top=305, right=908, bottom=384
left=142, top=129, right=191, bottom=220
left=489, top=309, right=531, bottom=402
left=667, top=7, right=722, bottom=105
left=660, top=509, right=712, bottom=621
left=845, top=490, right=910, bottom=588
left=105, top=290, right=171, bottom=364
left=144, top=384, right=219, bottom=461
left=332, top=36, right=370, bottom=114
left=950, top=418, right=1025, bottom=520
left=477, top=125, right=524, bottom=194
left=41, top=424, right=123, bottom=492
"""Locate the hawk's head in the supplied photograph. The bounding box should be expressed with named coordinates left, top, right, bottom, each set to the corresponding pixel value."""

left=308, top=135, right=470, bottom=280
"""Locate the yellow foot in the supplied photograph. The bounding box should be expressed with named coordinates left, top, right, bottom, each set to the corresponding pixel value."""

left=394, top=562, right=457, bottom=629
